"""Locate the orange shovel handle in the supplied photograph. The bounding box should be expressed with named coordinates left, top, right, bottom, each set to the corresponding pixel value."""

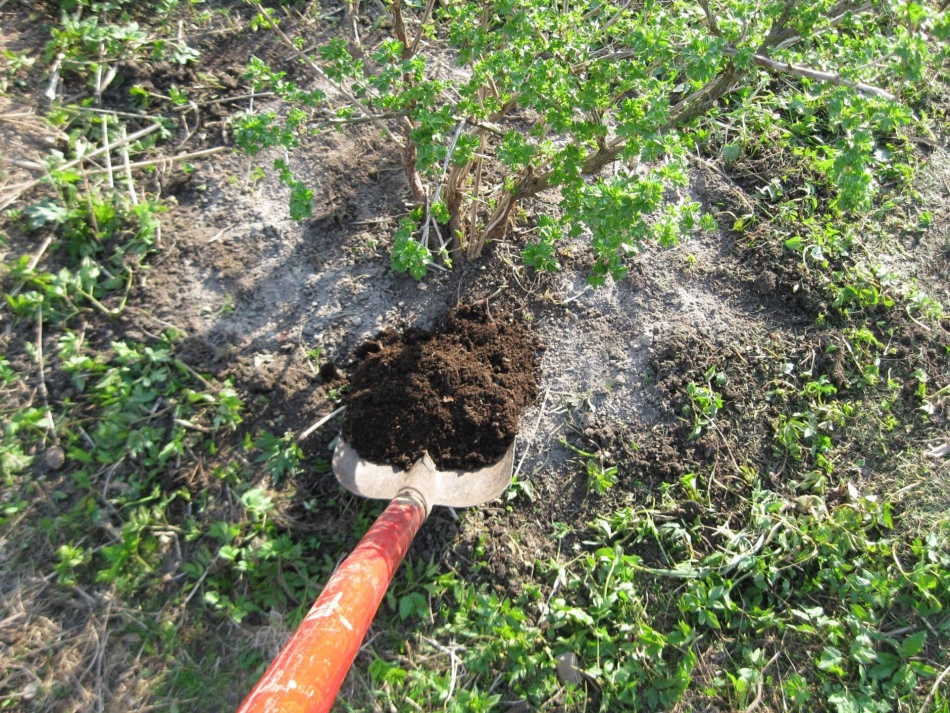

left=236, top=491, right=428, bottom=713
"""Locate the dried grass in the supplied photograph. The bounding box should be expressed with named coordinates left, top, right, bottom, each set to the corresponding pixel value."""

left=0, top=573, right=159, bottom=712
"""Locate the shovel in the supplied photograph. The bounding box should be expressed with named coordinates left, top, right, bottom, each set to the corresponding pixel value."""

left=236, top=438, right=515, bottom=713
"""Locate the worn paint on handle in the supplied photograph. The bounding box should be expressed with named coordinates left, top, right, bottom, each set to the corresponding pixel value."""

left=236, top=492, right=428, bottom=713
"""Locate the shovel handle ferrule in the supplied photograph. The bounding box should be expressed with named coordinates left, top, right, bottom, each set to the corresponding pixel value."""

left=236, top=490, right=428, bottom=713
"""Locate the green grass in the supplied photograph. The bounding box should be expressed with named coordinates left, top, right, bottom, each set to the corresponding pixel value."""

left=1, top=0, right=949, bottom=711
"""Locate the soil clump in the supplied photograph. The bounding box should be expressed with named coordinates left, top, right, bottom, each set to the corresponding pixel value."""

left=342, top=305, right=541, bottom=470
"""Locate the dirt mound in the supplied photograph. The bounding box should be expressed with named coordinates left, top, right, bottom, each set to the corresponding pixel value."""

left=342, top=306, right=541, bottom=469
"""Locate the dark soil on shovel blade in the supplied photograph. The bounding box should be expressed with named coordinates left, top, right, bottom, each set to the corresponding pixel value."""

left=342, top=305, right=542, bottom=470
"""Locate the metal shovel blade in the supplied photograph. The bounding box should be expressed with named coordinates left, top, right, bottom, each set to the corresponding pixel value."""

left=332, top=439, right=515, bottom=508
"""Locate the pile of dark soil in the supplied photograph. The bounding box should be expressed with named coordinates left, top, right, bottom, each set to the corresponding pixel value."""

left=342, top=305, right=541, bottom=469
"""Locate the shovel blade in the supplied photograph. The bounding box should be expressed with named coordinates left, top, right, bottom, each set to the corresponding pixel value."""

left=332, top=439, right=515, bottom=508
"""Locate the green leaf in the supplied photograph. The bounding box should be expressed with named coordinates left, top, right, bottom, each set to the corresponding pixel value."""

left=817, top=647, right=846, bottom=677
left=497, top=131, right=535, bottom=169
left=0, top=442, right=33, bottom=474
left=398, top=591, right=428, bottom=621
left=868, top=652, right=899, bottom=681
left=900, top=630, right=926, bottom=658
left=240, top=488, right=274, bottom=517
left=24, top=199, right=69, bottom=229
left=391, top=230, right=432, bottom=280
left=272, top=159, right=313, bottom=220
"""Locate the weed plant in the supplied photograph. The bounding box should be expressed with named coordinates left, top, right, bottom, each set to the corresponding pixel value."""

left=0, top=3, right=352, bottom=707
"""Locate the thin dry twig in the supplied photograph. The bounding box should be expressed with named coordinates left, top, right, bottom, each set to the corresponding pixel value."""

left=178, top=554, right=217, bottom=625
left=177, top=360, right=214, bottom=391
left=175, top=104, right=200, bottom=150
left=420, top=636, right=463, bottom=703
left=46, top=52, right=64, bottom=101
left=4, top=234, right=54, bottom=305
left=409, top=0, right=437, bottom=56
left=79, top=146, right=228, bottom=177
left=515, top=385, right=551, bottom=478
left=723, top=46, right=896, bottom=101
left=35, top=308, right=58, bottom=447
left=298, top=405, right=347, bottom=442
left=343, top=0, right=362, bottom=54
left=919, top=660, right=950, bottom=713
left=119, top=126, right=139, bottom=205
left=0, top=122, right=162, bottom=210
left=63, top=105, right=155, bottom=120
left=174, top=418, right=215, bottom=434
left=101, top=116, right=115, bottom=189
left=0, top=111, right=37, bottom=120
left=171, top=91, right=274, bottom=110
left=925, top=443, right=950, bottom=458
left=743, top=646, right=783, bottom=712
left=7, top=158, right=46, bottom=171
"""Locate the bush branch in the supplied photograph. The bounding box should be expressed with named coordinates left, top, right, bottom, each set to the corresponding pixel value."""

left=724, top=46, right=897, bottom=101
left=250, top=1, right=400, bottom=145
left=697, top=0, right=721, bottom=36
left=390, top=0, right=412, bottom=58
left=517, top=60, right=741, bottom=199
left=758, top=0, right=801, bottom=52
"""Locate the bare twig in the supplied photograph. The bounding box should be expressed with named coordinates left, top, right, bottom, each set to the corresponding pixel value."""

left=767, top=2, right=874, bottom=53
left=419, top=120, right=465, bottom=254
left=758, top=0, right=800, bottom=52
left=420, top=637, right=463, bottom=703
left=92, top=41, right=117, bottom=105
left=314, top=110, right=410, bottom=128
left=558, top=285, right=593, bottom=305
left=724, top=46, right=896, bottom=101
left=400, top=117, right=426, bottom=202
left=468, top=133, right=486, bottom=251
left=515, top=385, right=551, bottom=478
left=79, top=146, right=227, bottom=177
left=7, top=158, right=46, bottom=171
left=175, top=104, right=200, bottom=150
left=743, top=647, right=783, bottom=713
left=343, top=0, right=362, bottom=54
left=174, top=418, right=215, bottom=434
left=919, top=660, right=950, bottom=713
left=516, top=63, right=739, bottom=200
left=61, top=104, right=156, bottom=120
left=2, top=234, right=54, bottom=314
left=409, top=0, right=438, bottom=56
left=297, top=405, right=346, bottom=442
left=178, top=554, right=217, bottom=624
left=79, top=267, right=134, bottom=317
left=0, top=122, right=162, bottom=210
left=119, top=126, right=139, bottom=205
left=370, top=0, right=393, bottom=23
left=925, top=443, right=950, bottom=458
left=697, top=0, right=721, bottom=36
left=77, top=425, right=97, bottom=450
left=175, top=360, right=214, bottom=391
left=171, top=91, right=274, bottom=110
left=101, top=116, right=115, bottom=189
left=390, top=0, right=411, bottom=52
left=0, top=111, right=36, bottom=120
left=35, top=308, right=58, bottom=446
left=45, top=52, right=64, bottom=101
left=586, top=0, right=634, bottom=30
